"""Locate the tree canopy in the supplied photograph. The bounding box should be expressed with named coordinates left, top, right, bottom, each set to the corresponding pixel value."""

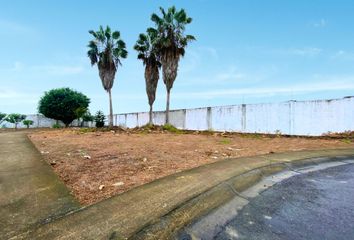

left=38, top=88, right=90, bottom=127
left=151, top=6, right=195, bottom=59
left=87, top=25, right=128, bottom=92
left=0, top=113, right=6, bottom=121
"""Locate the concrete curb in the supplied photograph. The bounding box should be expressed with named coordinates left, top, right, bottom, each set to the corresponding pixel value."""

left=131, top=154, right=354, bottom=239
left=12, top=148, right=354, bottom=239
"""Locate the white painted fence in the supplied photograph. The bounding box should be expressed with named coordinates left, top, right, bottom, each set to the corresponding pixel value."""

left=2, top=97, right=353, bottom=136
left=114, top=97, right=354, bottom=136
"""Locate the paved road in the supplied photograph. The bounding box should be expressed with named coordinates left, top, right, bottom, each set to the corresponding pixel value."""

left=213, top=163, right=354, bottom=240
left=0, top=131, right=79, bottom=239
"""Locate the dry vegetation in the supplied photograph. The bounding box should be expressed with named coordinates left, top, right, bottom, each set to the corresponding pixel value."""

left=28, top=127, right=354, bottom=205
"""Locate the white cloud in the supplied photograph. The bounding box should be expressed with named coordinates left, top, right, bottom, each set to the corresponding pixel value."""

left=198, top=46, right=218, bottom=59
left=171, top=77, right=354, bottom=100
left=0, top=19, right=36, bottom=36
left=0, top=88, right=39, bottom=109
left=0, top=61, right=85, bottom=75
left=180, top=46, right=218, bottom=73
left=267, top=47, right=323, bottom=57
left=286, top=47, right=322, bottom=57
left=76, top=77, right=354, bottom=103
left=216, top=67, right=246, bottom=81
left=31, top=65, right=84, bottom=75
left=312, top=19, right=327, bottom=28
left=331, top=50, right=354, bottom=61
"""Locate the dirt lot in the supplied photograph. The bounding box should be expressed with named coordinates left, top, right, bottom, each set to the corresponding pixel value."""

left=28, top=128, right=354, bottom=205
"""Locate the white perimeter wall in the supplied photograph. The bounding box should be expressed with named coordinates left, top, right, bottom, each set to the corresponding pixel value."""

left=3, top=97, right=353, bottom=136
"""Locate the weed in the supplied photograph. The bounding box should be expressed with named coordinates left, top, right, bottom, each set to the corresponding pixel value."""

left=275, top=129, right=282, bottom=137
left=341, top=139, right=352, bottom=144
left=79, top=128, right=96, bottom=134
left=141, top=123, right=154, bottom=130
left=220, top=138, right=231, bottom=144
left=52, top=123, right=62, bottom=129
left=162, top=124, right=182, bottom=134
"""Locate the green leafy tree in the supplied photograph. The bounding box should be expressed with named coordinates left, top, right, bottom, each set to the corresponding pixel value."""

left=87, top=25, right=128, bottom=128
left=4, top=114, right=26, bottom=129
left=74, top=107, right=88, bottom=127
left=23, top=120, right=34, bottom=129
left=38, top=88, right=90, bottom=127
left=151, top=6, right=195, bottom=124
left=78, top=109, right=94, bottom=127
left=0, top=113, right=6, bottom=121
left=82, top=111, right=94, bottom=122
left=94, top=111, right=106, bottom=128
left=134, top=28, right=161, bottom=125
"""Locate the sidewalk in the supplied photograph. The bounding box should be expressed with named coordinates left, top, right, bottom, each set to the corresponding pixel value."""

left=0, top=131, right=80, bottom=239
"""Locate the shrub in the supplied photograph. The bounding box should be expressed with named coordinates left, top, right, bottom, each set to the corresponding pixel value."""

left=4, top=113, right=26, bottom=129
left=94, top=111, right=105, bottom=128
left=82, top=111, right=94, bottom=122
left=38, top=88, right=90, bottom=127
left=52, top=123, right=62, bottom=129
left=162, top=124, right=182, bottom=133
left=23, top=119, right=34, bottom=129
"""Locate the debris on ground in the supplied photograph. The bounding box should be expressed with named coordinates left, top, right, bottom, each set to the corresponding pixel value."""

left=29, top=128, right=354, bottom=205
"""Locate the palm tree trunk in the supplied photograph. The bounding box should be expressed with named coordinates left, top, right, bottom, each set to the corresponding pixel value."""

left=149, top=105, right=153, bottom=125
left=165, top=89, right=170, bottom=124
left=108, top=89, right=113, bottom=128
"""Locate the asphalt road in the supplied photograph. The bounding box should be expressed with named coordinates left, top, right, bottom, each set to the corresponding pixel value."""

left=213, top=163, right=354, bottom=240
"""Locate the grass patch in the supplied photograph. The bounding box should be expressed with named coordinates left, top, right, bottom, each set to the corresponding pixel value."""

left=220, top=138, right=232, bottom=144
left=162, top=124, right=182, bottom=134
left=78, top=128, right=96, bottom=134
left=341, top=138, right=352, bottom=144
left=141, top=123, right=155, bottom=130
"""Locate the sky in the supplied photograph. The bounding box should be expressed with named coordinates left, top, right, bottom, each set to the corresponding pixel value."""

left=1, top=0, right=354, bottom=115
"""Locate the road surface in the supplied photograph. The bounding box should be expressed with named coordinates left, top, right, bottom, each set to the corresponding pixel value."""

left=213, top=163, right=354, bottom=240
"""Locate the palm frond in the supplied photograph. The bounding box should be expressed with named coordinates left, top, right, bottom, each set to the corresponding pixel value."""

left=150, top=6, right=195, bottom=59
left=151, top=13, right=162, bottom=26
left=105, top=26, right=111, bottom=40
left=112, top=31, right=120, bottom=39
left=87, top=26, right=128, bottom=69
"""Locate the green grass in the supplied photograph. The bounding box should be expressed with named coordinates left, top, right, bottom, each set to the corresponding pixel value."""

left=341, top=138, right=352, bottom=144
left=162, top=124, right=182, bottom=134
left=141, top=123, right=154, bottom=130
left=220, top=138, right=231, bottom=144
left=78, top=128, right=96, bottom=133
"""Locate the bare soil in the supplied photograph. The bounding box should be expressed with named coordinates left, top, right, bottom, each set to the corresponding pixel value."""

left=28, top=128, right=354, bottom=205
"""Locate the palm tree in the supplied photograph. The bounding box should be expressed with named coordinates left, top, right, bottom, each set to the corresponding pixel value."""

left=151, top=6, right=195, bottom=124
left=134, top=28, right=161, bottom=125
left=87, top=26, right=128, bottom=127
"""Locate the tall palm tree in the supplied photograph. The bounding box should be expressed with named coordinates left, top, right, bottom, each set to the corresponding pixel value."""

left=151, top=6, right=195, bottom=124
left=134, top=28, right=161, bottom=125
left=87, top=26, right=128, bottom=127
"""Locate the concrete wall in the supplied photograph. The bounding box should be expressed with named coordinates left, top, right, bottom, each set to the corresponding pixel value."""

left=2, top=97, right=353, bottom=136
left=114, top=97, right=354, bottom=136
left=0, top=114, right=94, bottom=129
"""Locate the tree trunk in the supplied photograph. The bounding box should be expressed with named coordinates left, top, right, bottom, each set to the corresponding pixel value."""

left=165, top=89, right=171, bottom=124
left=149, top=105, right=153, bottom=125
left=108, top=89, right=113, bottom=128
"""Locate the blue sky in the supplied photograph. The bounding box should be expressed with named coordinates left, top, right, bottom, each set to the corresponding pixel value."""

left=1, top=0, right=354, bottom=115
